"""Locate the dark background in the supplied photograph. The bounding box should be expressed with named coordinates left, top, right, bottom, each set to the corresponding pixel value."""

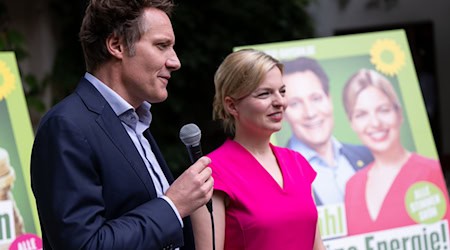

left=1, top=0, right=447, bottom=179
left=0, top=0, right=315, bottom=176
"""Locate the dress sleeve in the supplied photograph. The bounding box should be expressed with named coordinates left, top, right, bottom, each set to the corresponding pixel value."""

left=209, top=151, right=235, bottom=200
left=295, top=150, right=317, bottom=184
left=277, top=147, right=317, bottom=185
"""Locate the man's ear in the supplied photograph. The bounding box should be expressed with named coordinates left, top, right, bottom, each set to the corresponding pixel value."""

left=106, top=33, right=124, bottom=59
left=224, top=96, right=238, bottom=118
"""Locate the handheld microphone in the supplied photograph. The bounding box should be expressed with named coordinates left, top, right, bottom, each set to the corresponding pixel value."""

left=179, top=123, right=213, bottom=213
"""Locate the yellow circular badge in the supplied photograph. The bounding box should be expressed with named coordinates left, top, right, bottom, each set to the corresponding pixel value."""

left=0, top=60, right=16, bottom=101
left=405, top=181, right=447, bottom=224
left=370, top=39, right=405, bottom=76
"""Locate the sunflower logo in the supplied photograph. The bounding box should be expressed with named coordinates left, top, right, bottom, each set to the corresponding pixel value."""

left=370, top=39, right=405, bottom=76
left=0, top=60, right=16, bottom=101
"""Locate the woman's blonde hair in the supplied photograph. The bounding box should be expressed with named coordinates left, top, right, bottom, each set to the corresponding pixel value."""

left=212, top=49, right=283, bottom=135
left=343, top=68, right=401, bottom=119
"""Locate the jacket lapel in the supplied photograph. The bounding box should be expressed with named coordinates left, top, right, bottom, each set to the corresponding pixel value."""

left=144, top=130, right=175, bottom=184
left=75, top=78, right=157, bottom=197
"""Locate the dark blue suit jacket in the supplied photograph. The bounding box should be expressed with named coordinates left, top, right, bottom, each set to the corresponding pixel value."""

left=31, top=78, right=194, bottom=249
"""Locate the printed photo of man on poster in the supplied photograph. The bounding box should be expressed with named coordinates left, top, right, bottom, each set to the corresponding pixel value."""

left=282, top=56, right=374, bottom=206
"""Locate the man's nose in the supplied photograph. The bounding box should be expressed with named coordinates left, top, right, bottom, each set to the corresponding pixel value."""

left=167, top=51, right=181, bottom=71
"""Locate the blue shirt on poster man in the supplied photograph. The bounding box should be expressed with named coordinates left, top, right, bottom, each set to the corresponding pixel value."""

left=287, top=136, right=373, bottom=206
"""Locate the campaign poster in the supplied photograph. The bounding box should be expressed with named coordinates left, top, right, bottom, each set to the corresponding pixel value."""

left=235, top=30, right=450, bottom=249
left=0, top=52, right=42, bottom=249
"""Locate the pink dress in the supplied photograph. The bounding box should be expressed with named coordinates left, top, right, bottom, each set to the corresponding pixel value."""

left=208, top=139, right=318, bottom=250
left=345, top=153, right=450, bottom=235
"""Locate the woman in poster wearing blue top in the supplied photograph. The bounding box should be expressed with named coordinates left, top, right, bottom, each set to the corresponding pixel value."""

left=342, top=68, right=450, bottom=235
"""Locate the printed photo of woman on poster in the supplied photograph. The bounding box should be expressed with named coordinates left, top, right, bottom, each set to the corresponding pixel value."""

left=342, top=68, right=450, bottom=235
left=0, top=147, right=25, bottom=248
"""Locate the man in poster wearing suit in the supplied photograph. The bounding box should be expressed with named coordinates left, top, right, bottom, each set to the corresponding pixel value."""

left=30, top=0, right=213, bottom=249
left=282, top=57, right=373, bottom=206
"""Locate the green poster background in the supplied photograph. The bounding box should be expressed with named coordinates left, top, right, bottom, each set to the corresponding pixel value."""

left=0, top=52, right=39, bottom=241
left=234, top=30, right=448, bottom=246
left=235, top=29, right=435, bottom=159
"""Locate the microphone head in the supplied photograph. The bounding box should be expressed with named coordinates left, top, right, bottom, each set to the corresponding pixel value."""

left=179, top=123, right=201, bottom=146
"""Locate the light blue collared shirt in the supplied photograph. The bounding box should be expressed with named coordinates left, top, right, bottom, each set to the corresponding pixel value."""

left=85, top=72, right=183, bottom=227
left=288, top=136, right=356, bottom=205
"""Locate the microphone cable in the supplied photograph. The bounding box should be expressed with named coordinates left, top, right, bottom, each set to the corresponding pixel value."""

left=208, top=204, right=215, bottom=250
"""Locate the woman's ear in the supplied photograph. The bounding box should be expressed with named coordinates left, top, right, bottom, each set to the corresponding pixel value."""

left=224, top=96, right=238, bottom=118
left=106, top=33, right=124, bottom=59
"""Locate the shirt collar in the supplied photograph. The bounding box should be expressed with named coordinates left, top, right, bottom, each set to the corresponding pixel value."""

left=84, top=72, right=153, bottom=126
left=289, top=135, right=343, bottom=161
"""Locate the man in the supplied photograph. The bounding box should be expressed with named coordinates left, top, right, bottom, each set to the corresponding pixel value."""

left=282, top=57, right=373, bottom=206
left=30, top=0, right=213, bottom=249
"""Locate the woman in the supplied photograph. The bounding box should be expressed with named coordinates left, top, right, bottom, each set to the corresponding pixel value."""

left=342, top=68, right=450, bottom=235
left=192, top=49, right=325, bottom=250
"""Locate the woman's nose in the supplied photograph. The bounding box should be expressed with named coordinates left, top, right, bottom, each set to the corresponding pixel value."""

left=273, top=92, right=287, bottom=109
left=369, top=114, right=382, bottom=127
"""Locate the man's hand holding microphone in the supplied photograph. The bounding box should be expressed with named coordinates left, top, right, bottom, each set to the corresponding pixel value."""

left=165, top=123, right=213, bottom=218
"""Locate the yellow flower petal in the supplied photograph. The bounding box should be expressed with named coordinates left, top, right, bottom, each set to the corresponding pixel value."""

left=0, top=60, right=16, bottom=101
left=370, top=39, right=405, bottom=76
